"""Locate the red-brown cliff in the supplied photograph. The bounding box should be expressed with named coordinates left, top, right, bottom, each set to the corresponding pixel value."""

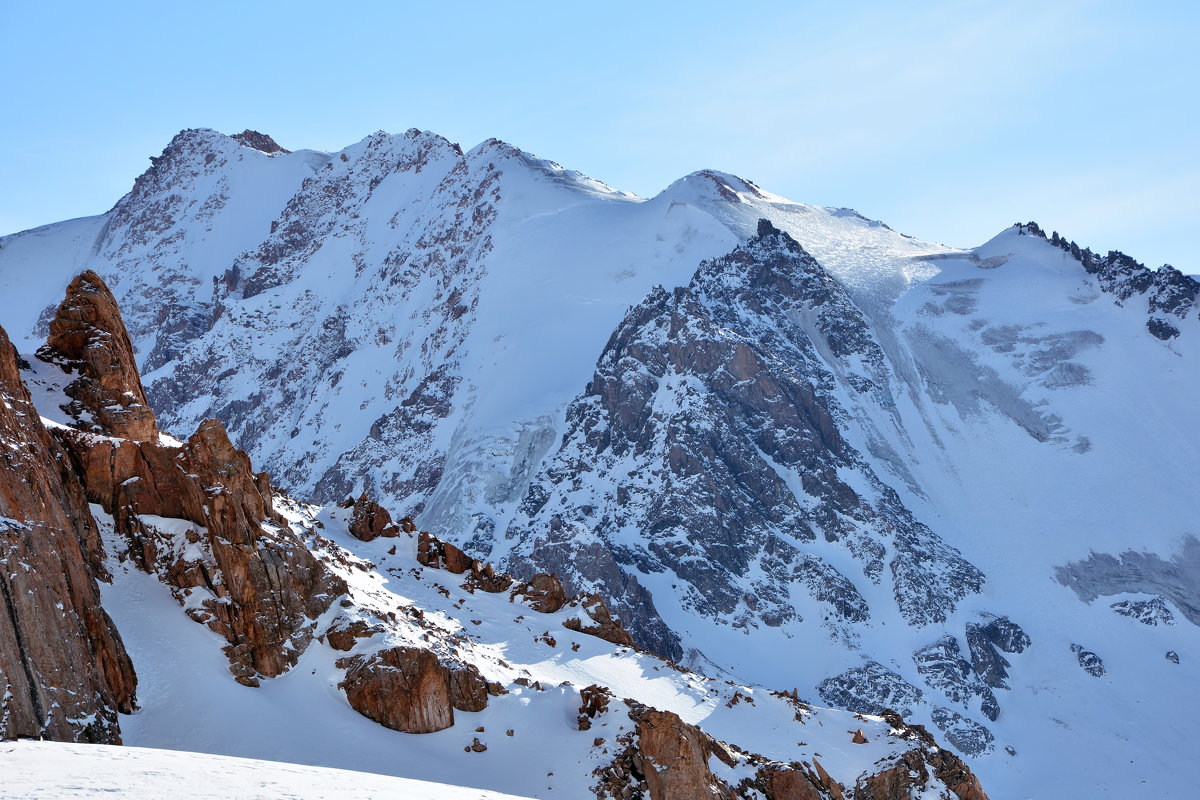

left=39, top=273, right=345, bottom=686
left=0, top=323, right=137, bottom=743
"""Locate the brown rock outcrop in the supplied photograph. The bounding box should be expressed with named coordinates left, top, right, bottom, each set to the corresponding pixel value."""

left=58, top=417, right=345, bottom=685
left=37, top=270, right=158, bottom=442
left=634, top=707, right=736, bottom=800
left=563, top=593, right=636, bottom=647
left=852, top=750, right=931, bottom=800
left=448, top=661, right=491, bottom=713
left=338, top=646, right=490, bottom=733
left=415, top=529, right=513, bottom=593
left=324, top=618, right=383, bottom=652
left=417, top=529, right=474, bottom=573
left=863, top=710, right=989, bottom=800
left=511, top=572, right=570, bottom=613
left=577, top=683, right=612, bottom=730
left=231, top=129, right=289, bottom=154
left=748, top=764, right=828, bottom=800
left=347, top=493, right=400, bottom=541
left=0, top=323, right=137, bottom=743
left=38, top=272, right=344, bottom=686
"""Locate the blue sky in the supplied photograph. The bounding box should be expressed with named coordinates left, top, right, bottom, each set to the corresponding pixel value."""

left=2, top=0, right=1196, bottom=271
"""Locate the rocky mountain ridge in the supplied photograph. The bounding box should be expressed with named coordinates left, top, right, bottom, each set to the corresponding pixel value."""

left=0, top=271, right=988, bottom=799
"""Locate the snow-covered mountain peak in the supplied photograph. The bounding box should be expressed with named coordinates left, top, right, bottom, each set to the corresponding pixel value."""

left=464, top=137, right=634, bottom=202
left=966, top=221, right=1200, bottom=342
left=658, top=169, right=778, bottom=206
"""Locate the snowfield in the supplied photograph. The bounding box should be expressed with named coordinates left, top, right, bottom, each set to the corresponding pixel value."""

left=0, top=741, right=535, bottom=799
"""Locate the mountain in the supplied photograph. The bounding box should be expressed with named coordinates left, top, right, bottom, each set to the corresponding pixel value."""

left=1, top=127, right=1197, bottom=797
left=0, top=272, right=985, bottom=798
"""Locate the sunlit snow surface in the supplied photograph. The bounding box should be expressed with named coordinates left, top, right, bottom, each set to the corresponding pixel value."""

left=0, top=741, right=534, bottom=799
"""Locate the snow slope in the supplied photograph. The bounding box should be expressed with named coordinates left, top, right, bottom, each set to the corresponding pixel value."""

left=0, top=741, right=535, bottom=800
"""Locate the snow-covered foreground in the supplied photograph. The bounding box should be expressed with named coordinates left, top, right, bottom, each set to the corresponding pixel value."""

left=0, top=741, right=534, bottom=799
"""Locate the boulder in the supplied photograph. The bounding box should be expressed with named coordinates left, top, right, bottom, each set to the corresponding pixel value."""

left=634, top=707, right=735, bottom=800
left=347, top=493, right=400, bottom=541
left=339, top=647, right=455, bottom=733
left=338, top=646, right=491, bottom=733
left=511, top=573, right=569, bottom=613
left=563, top=593, right=636, bottom=647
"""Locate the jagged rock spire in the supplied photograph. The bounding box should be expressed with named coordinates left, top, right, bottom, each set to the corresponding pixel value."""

left=38, top=270, right=159, bottom=442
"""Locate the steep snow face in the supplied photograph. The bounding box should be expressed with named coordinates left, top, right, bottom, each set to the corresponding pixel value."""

left=0, top=129, right=324, bottom=360
left=654, top=169, right=951, bottom=309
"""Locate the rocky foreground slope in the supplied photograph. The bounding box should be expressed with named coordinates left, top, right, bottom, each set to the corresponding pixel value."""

left=0, top=273, right=986, bottom=799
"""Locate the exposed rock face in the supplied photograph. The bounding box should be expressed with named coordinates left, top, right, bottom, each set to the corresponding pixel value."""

left=591, top=697, right=988, bottom=800
left=577, top=684, right=612, bottom=731
left=57, top=418, right=344, bottom=685
left=511, top=572, right=570, bottom=613
left=346, top=493, right=400, bottom=541
left=417, top=528, right=476, bottom=574
left=231, top=130, right=289, bottom=154
left=1018, top=222, right=1199, bottom=341
left=635, top=707, right=735, bottom=800
left=1056, top=538, right=1200, bottom=627
left=506, top=222, right=984, bottom=659
left=862, top=711, right=989, bottom=800
left=817, top=662, right=924, bottom=716
left=930, top=707, right=994, bottom=757
left=416, top=529, right=513, bottom=593
left=323, top=617, right=383, bottom=652
left=1071, top=644, right=1106, bottom=677
left=1110, top=597, right=1175, bottom=626
left=0, top=323, right=136, bottom=743
left=338, top=646, right=489, bottom=733
left=38, top=274, right=344, bottom=686
left=964, top=615, right=1030, bottom=690
left=752, top=764, right=829, bottom=800
left=37, top=270, right=158, bottom=442
left=912, top=636, right=999, bottom=721
left=563, top=593, right=636, bottom=648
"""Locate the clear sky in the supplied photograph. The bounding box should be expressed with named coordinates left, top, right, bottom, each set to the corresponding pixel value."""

left=2, top=0, right=1196, bottom=272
